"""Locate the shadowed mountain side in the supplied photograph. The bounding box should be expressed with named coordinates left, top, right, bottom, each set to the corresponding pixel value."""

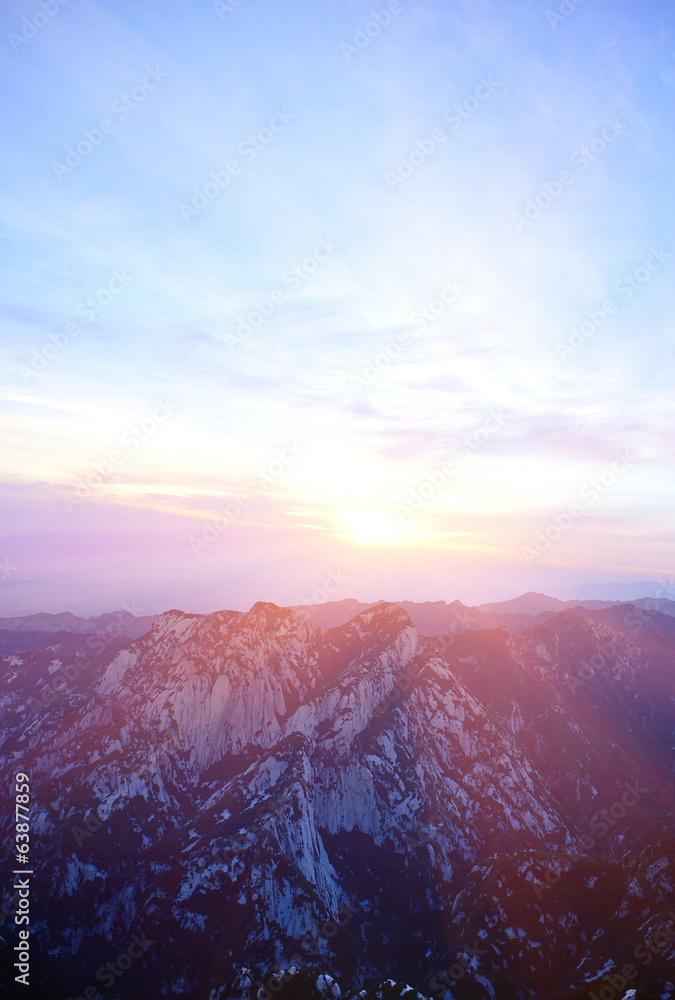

left=0, top=602, right=673, bottom=999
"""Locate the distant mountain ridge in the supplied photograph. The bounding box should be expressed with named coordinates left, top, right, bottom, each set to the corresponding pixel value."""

left=291, top=592, right=675, bottom=635
left=0, top=609, right=156, bottom=638
left=477, top=590, right=675, bottom=616
left=4, top=592, right=674, bottom=647
left=3, top=593, right=674, bottom=650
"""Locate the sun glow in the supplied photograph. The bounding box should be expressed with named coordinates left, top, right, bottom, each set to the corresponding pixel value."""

left=336, top=509, right=416, bottom=546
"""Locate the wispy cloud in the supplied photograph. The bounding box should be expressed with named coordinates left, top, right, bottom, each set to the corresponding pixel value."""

left=1, top=0, right=674, bottom=612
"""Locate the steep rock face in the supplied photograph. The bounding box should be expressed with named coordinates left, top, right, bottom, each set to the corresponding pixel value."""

left=95, top=603, right=418, bottom=768
left=0, top=602, right=673, bottom=1000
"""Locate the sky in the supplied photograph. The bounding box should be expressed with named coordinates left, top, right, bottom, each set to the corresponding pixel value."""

left=1, top=0, right=674, bottom=616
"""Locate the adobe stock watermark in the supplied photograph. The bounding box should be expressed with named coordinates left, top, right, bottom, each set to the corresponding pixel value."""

left=521, top=449, right=636, bottom=564
left=189, top=440, right=305, bottom=555
left=8, top=0, right=72, bottom=55
left=61, top=399, right=177, bottom=512
left=193, top=801, right=284, bottom=891
left=350, top=278, right=465, bottom=390
left=374, top=605, right=476, bottom=717
left=188, top=495, right=251, bottom=556
left=70, top=809, right=105, bottom=848
left=546, top=0, right=588, bottom=31
left=17, top=269, right=134, bottom=382
left=25, top=606, right=143, bottom=717
left=65, top=931, right=154, bottom=1000
left=68, top=745, right=171, bottom=846
left=249, top=439, right=305, bottom=493
left=255, top=902, right=361, bottom=997
left=395, top=410, right=511, bottom=523
left=532, top=780, right=649, bottom=897
left=565, top=633, right=627, bottom=695
left=296, top=901, right=361, bottom=963
left=581, top=913, right=675, bottom=1000
left=427, top=939, right=493, bottom=995
left=385, top=76, right=501, bottom=192
left=563, top=578, right=675, bottom=695
left=179, top=108, right=295, bottom=223
left=225, top=237, right=339, bottom=348
left=384, top=127, right=448, bottom=192
left=0, top=558, right=17, bottom=585
left=522, top=449, right=636, bottom=564
left=340, top=1, right=407, bottom=63
left=512, top=117, right=627, bottom=233
left=213, top=0, right=245, bottom=17
left=52, top=67, right=169, bottom=180
left=555, top=247, right=671, bottom=359
left=299, top=569, right=348, bottom=606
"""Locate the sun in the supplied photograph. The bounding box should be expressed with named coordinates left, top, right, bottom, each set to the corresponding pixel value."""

left=336, top=510, right=413, bottom=546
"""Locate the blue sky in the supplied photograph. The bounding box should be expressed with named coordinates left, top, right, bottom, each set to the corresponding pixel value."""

left=1, top=0, right=674, bottom=615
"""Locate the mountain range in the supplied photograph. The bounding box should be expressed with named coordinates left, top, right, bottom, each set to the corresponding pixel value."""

left=0, top=595, right=673, bottom=999
left=291, top=592, right=675, bottom=637
left=0, top=609, right=156, bottom=638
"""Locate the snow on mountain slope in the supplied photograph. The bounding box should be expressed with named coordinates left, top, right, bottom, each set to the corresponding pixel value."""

left=0, top=601, right=673, bottom=1000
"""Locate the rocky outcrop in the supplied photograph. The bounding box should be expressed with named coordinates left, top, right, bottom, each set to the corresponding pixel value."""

left=0, top=602, right=673, bottom=999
